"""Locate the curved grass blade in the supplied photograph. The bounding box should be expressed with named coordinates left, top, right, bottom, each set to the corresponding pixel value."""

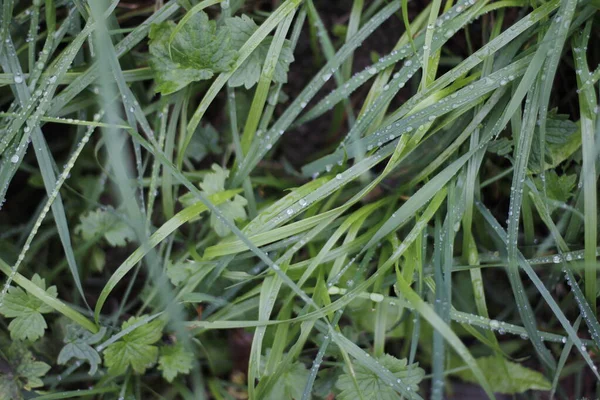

left=94, top=190, right=240, bottom=321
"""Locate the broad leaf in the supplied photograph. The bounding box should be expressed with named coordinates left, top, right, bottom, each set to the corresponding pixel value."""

left=158, top=343, right=194, bottom=382
left=533, top=170, right=577, bottom=212
left=187, top=123, right=222, bottom=162
left=179, top=164, right=247, bottom=237
left=0, top=341, right=50, bottom=399
left=263, top=361, right=311, bottom=400
left=76, top=208, right=135, bottom=247
left=335, top=354, right=424, bottom=400
left=103, top=316, right=164, bottom=375
left=58, top=325, right=106, bottom=375
left=149, top=12, right=237, bottom=95
left=454, top=356, right=551, bottom=394
left=226, top=14, right=295, bottom=89
left=0, top=274, right=57, bottom=341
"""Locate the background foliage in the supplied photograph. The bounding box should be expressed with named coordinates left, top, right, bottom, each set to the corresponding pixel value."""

left=0, top=0, right=599, bottom=399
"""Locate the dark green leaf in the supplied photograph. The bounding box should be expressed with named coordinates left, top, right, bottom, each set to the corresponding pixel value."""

left=454, top=356, right=551, bottom=394
left=335, top=354, right=424, bottom=400
left=149, top=12, right=237, bottom=95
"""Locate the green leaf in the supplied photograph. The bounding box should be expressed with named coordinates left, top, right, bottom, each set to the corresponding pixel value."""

left=226, top=15, right=295, bottom=89
left=262, top=361, right=310, bottom=400
left=103, top=316, right=164, bottom=375
left=186, top=123, right=222, bottom=162
left=149, top=12, right=237, bottom=95
left=0, top=341, right=51, bottom=399
left=0, top=274, right=57, bottom=341
left=533, top=170, right=577, bottom=212
left=488, top=138, right=514, bottom=156
left=530, top=114, right=580, bottom=172
left=158, top=343, right=194, bottom=382
left=179, top=164, right=247, bottom=237
left=58, top=325, right=106, bottom=375
left=454, top=356, right=551, bottom=394
left=335, top=354, right=424, bottom=400
left=75, top=208, right=135, bottom=247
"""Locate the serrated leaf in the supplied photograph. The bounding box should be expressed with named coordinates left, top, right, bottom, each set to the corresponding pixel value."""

left=533, top=170, right=577, bottom=212
left=226, top=15, right=295, bottom=89
left=0, top=341, right=50, bottom=398
left=0, top=274, right=57, bottom=341
left=263, top=361, right=311, bottom=400
left=158, top=343, right=194, bottom=382
left=530, top=114, right=581, bottom=172
left=454, top=356, right=551, bottom=394
left=179, top=164, right=247, bottom=237
left=488, top=138, right=514, bottom=156
left=58, top=325, right=106, bottom=375
left=335, top=354, right=424, bottom=400
left=75, top=208, right=135, bottom=247
left=103, top=316, right=164, bottom=375
left=149, top=12, right=237, bottom=95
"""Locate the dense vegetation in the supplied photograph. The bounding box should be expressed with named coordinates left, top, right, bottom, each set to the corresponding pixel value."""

left=0, top=0, right=599, bottom=398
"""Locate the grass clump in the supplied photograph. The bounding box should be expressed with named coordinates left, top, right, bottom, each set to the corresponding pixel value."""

left=0, top=0, right=599, bottom=399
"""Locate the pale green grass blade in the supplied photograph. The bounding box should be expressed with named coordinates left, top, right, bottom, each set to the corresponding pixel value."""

left=477, top=202, right=600, bottom=380
left=232, top=0, right=401, bottom=185
left=181, top=0, right=304, bottom=167
left=394, top=269, right=496, bottom=400
left=94, top=191, right=239, bottom=321
left=0, top=256, right=97, bottom=333
left=573, top=23, right=598, bottom=315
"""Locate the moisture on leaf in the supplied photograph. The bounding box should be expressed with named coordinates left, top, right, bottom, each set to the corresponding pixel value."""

left=0, top=340, right=51, bottom=399
left=453, top=356, right=551, bottom=394
left=158, top=342, right=194, bottom=382
left=335, top=354, right=424, bottom=400
left=103, top=316, right=164, bottom=375
left=0, top=274, right=57, bottom=341
left=262, top=361, right=310, bottom=400
left=149, top=11, right=237, bottom=95
left=226, top=14, right=295, bottom=89
left=75, top=208, right=135, bottom=247
left=179, top=164, right=247, bottom=237
left=58, top=325, right=106, bottom=375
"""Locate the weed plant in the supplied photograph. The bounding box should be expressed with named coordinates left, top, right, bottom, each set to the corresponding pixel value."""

left=0, top=0, right=599, bottom=399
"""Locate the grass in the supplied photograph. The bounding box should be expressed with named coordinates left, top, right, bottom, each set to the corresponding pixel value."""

left=0, top=0, right=599, bottom=399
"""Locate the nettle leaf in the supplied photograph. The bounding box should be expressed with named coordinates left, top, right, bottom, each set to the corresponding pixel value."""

left=76, top=208, right=135, bottom=247
left=103, top=316, right=164, bottom=375
left=0, top=274, right=57, bottom=341
left=179, top=164, right=247, bottom=237
left=158, top=343, right=194, bottom=382
left=454, top=356, right=551, bottom=394
left=262, top=361, right=310, bottom=400
left=335, top=354, right=424, bottom=400
left=533, top=170, right=577, bottom=212
left=58, top=325, right=106, bottom=375
left=149, top=11, right=237, bottom=95
left=226, top=15, right=295, bottom=89
left=0, top=341, right=51, bottom=399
